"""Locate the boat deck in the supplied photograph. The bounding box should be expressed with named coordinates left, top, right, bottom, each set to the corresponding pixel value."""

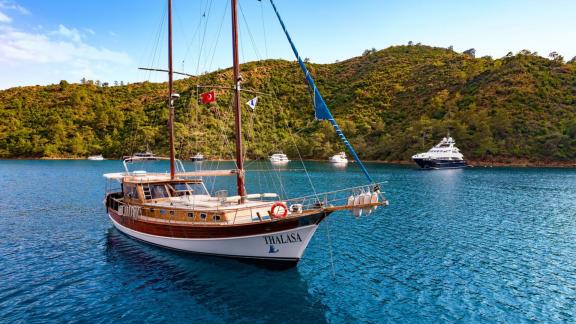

left=137, top=196, right=277, bottom=225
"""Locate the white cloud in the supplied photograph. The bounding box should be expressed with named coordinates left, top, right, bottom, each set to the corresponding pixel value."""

left=0, top=10, right=11, bottom=23
left=55, top=24, right=82, bottom=43
left=0, top=25, right=133, bottom=88
left=0, top=26, right=131, bottom=64
left=0, top=1, right=30, bottom=15
left=0, top=1, right=134, bottom=89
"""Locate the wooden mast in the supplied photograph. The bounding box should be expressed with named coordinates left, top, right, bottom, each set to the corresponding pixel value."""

left=167, top=0, right=176, bottom=179
left=231, top=0, right=247, bottom=199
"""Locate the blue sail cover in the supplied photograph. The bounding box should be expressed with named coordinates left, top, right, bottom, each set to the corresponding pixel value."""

left=269, top=0, right=375, bottom=184
left=313, top=87, right=332, bottom=120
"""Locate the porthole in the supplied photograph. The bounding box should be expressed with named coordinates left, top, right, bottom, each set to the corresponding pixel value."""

left=187, top=212, right=194, bottom=218
left=200, top=213, right=207, bottom=220
left=214, top=215, right=221, bottom=221
left=169, top=210, right=175, bottom=216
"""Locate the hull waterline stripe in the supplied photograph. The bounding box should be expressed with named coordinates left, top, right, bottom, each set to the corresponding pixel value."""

left=108, top=213, right=317, bottom=241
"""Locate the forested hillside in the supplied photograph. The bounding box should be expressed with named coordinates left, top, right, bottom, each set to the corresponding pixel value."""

left=1, top=45, right=575, bottom=163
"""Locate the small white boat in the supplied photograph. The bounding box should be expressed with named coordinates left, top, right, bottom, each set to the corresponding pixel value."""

left=190, top=153, right=205, bottom=162
left=329, top=152, right=348, bottom=164
left=87, top=154, right=104, bottom=161
left=123, top=150, right=158, bottom=161
left=269, top=153, right=290, bottom=163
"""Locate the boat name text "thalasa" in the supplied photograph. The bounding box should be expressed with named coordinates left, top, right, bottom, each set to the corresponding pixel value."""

left=263, top=233, right=303, bottom=245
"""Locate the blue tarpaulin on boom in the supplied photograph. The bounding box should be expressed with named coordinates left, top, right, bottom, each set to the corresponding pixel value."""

left=269, top=0, right=375, bottom=185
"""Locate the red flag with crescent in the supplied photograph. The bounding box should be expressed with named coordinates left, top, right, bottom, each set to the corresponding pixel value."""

left=200, top=91, right=215, bottom=104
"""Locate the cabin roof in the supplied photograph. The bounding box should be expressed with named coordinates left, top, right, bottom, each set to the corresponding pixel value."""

left=104, top=169, right=239, bottom=183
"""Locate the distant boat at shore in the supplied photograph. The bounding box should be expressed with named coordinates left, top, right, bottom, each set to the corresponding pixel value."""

left=329, top=152, right=348, bottom=164
left=412, top=136, right=468, bottom=169
left=269, top=153, right=289, bottom=163
left=87, top=154, right=104, bottom=161
left=122, top=150, right=158, bottom=161
left=189, top=153, right=204, bottom=162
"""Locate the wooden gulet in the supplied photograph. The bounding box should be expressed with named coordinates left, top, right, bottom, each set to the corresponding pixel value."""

left=104, top=0, right=387, bottom=268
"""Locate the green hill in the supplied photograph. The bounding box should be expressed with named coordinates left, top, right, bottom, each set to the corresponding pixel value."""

left=1, top=45, right=575, bottom=164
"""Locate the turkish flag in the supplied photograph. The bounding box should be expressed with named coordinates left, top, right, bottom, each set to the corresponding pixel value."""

left=201, top=91, right=215, bottom=104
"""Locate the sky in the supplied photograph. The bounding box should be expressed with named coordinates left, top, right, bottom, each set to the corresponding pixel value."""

left=1, top=0, right=575, bottom=89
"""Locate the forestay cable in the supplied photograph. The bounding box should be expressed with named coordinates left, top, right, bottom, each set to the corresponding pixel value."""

left=269, top=0, right=376, bottom=185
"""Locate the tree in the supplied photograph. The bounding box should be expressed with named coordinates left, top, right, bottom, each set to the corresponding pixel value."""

left=548, top=51, right=564, bottom=63
left=463, top=48, right=476, bottom=58
left=408, top=41, right=414, bottom=46
left=81, top=77, right=86, bottom=84
left=519, top=49, right=533, bottom=56
left=114, top=81, right=119, bottom=86
left=95, top=80, right=101, bottom=87
left=59, top=80, right=69, bottom=90
left=362, top=48, right=377, bottom=56
left=448, top=45, right=454, bottom=51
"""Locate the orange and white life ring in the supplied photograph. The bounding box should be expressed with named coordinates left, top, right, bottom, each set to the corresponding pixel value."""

left=270, top=202, right=288, bottom=219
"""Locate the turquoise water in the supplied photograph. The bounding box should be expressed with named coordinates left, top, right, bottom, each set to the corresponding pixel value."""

left=1, top=160, right=575, bottom=322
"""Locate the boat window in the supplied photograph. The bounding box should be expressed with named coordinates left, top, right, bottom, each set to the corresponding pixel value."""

left=173, top=183, right=191, bottom=191
left=150, top=184, right=169, bottom=199
left=200, top=213, right=207, bottom=220
left=187, top=212, right=194, bottom=218
left=214, top=215, right=221, bottom=221
left=123, top=184, right=139, bottom=200
left=187, top=183, right=208, bottom=195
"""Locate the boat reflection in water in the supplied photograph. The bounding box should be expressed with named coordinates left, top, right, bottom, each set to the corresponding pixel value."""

left=104, top=229, right=328, bottom=322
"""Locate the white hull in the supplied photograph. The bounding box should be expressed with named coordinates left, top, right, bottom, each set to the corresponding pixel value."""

left=109, top=214, right=318, bottom=261
left=329, top=152, right=348, bottom=164
left=269, top=154, right=290, bottom=163
left=270, top=159, right=289, bottom=163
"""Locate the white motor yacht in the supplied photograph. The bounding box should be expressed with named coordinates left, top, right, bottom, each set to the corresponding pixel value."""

left=412, top=136, right=468, bottom=169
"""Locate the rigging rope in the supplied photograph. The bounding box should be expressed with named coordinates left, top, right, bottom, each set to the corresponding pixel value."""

left=129, top=2, right=167, bottom=158
left=196, top=0, right=215, bottom=75
left=259, top=0, right=269, bottom=58
left=238, top=2, right=262, bottom=60
left=325, top=217, right=337, bottom=279
left=205, top=1, right=230, bottom=72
